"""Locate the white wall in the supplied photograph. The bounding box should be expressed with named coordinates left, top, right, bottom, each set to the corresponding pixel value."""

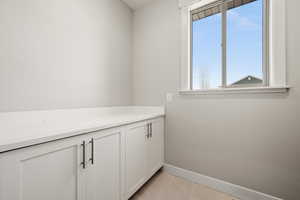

left=132, top=0, right=180, bottom=105
left=0, top=0, right=132, bottom=112
left=132, top=0, right=300, bottom=199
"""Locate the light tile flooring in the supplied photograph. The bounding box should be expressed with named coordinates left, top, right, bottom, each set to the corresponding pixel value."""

left=130, top=170, right=239, bottom=200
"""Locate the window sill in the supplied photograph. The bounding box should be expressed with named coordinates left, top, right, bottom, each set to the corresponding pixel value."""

left=179, top=86, right=290, bottom=95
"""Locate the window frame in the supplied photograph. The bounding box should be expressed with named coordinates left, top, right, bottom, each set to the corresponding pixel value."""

left=179, top=0, right=289, bottom=95
left=189, top=0, right=269, bottom=90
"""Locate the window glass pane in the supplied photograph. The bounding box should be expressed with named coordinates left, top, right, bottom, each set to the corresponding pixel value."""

left=227, top=0, right=263, bottom=86
left=192, top=12, right=222, bottom=89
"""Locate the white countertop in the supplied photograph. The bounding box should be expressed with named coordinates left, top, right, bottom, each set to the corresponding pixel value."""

left=0, top=106, right=165, bottom=153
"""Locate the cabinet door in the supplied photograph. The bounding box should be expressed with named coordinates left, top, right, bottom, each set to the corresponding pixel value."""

left=0, top=136, right=86, bottom=200
left=86, top=130, right=121, bottom=200
left=125, top=122, right=147, bottom=198
left=147, top=118, right=164, bottom=177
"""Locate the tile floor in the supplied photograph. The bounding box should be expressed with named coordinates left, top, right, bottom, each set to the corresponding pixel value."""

left=130, top=170, right=239, bottom=200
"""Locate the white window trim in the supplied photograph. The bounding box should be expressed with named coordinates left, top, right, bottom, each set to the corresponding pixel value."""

left=179, top=0, right=290, bottom=95
left=179, top=86, right=289, bottom=95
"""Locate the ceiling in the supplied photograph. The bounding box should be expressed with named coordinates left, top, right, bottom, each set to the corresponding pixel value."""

left=122, top=0, right=155, bottom=10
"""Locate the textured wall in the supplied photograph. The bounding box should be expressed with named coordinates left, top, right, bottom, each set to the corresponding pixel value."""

left=0, top=0, right=133, bottom=112
left=132, top=0, right=180, bottom=106
left=132, top=0, right=300, bottom=199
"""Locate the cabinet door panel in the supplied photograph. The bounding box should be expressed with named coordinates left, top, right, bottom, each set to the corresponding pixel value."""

left=147, top=118, right=164, bottom=176
left=0, top=137, right=85, bottom=200
left=125, top=124, right=147, bottom=198
left=86, top=132, right=120, bottom=200
left=22, top=147, right=78, bottom=200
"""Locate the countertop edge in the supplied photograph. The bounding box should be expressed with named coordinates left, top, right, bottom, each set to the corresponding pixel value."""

left=0, top=113, right=165, bottom=154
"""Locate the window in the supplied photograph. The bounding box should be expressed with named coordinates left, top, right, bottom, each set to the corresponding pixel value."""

left=191, top=4, right=222, bottom=89
left=180, top=0, right=288, bottom=94
left=191, top=0, right=267, bottom=90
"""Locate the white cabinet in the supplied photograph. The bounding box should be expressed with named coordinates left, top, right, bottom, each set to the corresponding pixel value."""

left=125, top=117, right=164, bottom=199
left=86, top=130, right=121, bottom=200
left=0, top=128, right=122, bottom=200
left=0, top=117, right=164, bottom=200
left=0, top=134, right=86, bottom=200
left=146, top=118, right=164, bottom=177
left=125, top=122, right=148, bottom=198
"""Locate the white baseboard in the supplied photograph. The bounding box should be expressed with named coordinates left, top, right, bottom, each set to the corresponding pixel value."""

left=163, top=164, right=283, bottom=200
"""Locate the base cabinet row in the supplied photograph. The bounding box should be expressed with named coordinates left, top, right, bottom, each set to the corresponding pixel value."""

left=0, top=117, right=164, bottom=200
left=126, top=118, right=164, bottom=199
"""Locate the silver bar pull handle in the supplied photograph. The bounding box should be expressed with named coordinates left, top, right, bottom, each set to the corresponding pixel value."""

left=146, top=123, right=150, bottom=139
left=81, top=141, right=86, bottom=169
left=89, top=138, right=94, bottom=165
left=150, top=123, right=153, bottom=138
